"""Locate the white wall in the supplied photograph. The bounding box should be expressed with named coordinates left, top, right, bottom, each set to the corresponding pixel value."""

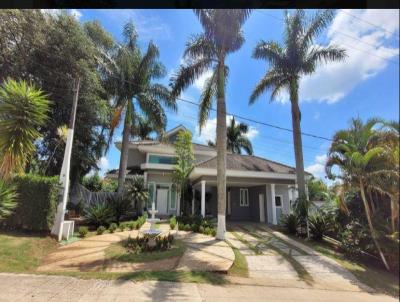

left=275, top=185, right=290, bottom=215
left=127, top=149, right=146, bottom=167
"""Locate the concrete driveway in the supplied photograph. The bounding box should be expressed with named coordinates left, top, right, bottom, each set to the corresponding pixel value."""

left=226, top=223, right=372, bottom=292
left=0, top=273, right=396, bottom=302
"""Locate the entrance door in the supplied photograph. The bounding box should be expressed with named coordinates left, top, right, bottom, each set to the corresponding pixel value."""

left=259, top=194, right=265, bottom=222
left=156, top=188, right=169, bottom=215
left=275, top=195, right=283, bottom=223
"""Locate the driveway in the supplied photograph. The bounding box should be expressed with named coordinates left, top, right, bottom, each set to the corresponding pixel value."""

left=0, top=273, right=396, bottom=302
left=226, top=223, right=371, bottom=292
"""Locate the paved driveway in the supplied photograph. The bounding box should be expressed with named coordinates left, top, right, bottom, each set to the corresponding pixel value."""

left=0, top=273, right=396, bottom=302
left=227, top=223, right=371, bottom=292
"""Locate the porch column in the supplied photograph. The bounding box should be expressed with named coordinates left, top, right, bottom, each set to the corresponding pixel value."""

left=288, top=185, right=293, bottom=212
left=143, top=172, right=147, bottom=185
left=192, top=187, right=195, bottom=215
left=270, top=184, right=277, bottom=225
left=177, top=192, right=181, bottom=216
left=201, top=180, right=206, bottom=217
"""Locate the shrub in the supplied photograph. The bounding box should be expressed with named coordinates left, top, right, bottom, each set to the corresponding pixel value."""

left=107, top=194, right=132, bottom=223
left=128, top=221, right=136, bottom=230
left=183, top=224, right=191, bottom=231
left=191, top=223, right=199, bottom=232
left=82, top=173, right=103, bottom=192
left=280, top=213, right=300, bottom=235
left=97, top=226, right=106, bottom=235
left=136, top=215, right=147, bottom=229
left=2, top=175, right=58, bottom=231
left=210, top=228, right=216, bottom=237
left=169, top=216, right=177, bottom=230
left=308, top=210, right=331, bottom=241
left=124, top=176, right=148, bottom=214
left=78, top=226, right=88, bottom=238
left=84, top=202, right=115, bottom=228
left=119, top=223, right=125, bottom=232
left=199, top=226, right=205, bottom=233
left=339, top=220, right=373, bottom=258
left=109, top=223, right=118, bottom=233
left=0, top=179, right=17, bottom=221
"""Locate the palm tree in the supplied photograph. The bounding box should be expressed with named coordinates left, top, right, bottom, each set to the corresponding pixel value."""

left=105, top=22, right=176, bottom=194
left=208, top=117, right=253, bottom=155
left=132, top=114, right=158, bottom=140
left=249, top=10, right=346, bottom=198
left=171, top=10, right=251, bottom=240
left=326, top=118, right=390, bottom=270
left=0, top=79, right=50, bottom=178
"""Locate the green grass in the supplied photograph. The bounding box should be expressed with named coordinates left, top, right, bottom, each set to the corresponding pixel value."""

left=287, top=234, right=399, bottom=297
left=230, top=231, right=263, bottom=255
left=0, top=231, right=58, bottom=272
left=105, top=239, right=186, bottom=263
left=226, top=241, right=248, bottom=277
left=43, top=270, right=228, bottom=284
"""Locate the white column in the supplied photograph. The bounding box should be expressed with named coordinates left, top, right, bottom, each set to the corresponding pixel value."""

left=294, top=184, right=299, bottom=200
left=201, top=180, right=206, bottom=218
left=288, top=185, right=293, bottom=212
left=177, top=191, right=181, bottom=216
left=143, top=172, right=147, bottom=185
left=271, top=184, right=277, bottom=225
left=192, top=187, right=195, bottom=215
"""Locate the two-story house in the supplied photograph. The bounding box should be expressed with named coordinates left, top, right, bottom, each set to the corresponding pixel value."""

left=106, top=125, right=308, bottom=225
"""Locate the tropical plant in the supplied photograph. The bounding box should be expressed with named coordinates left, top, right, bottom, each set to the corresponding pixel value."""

left=104, top=22, right=176, bottom=193
left=172, top=130, right=195, bottom=216
left=107, top=194, right=132, bottom=223
left=97, top=225, right=106, bottom=235
left=280, top=213, right=300, bottom=235
left=124, top=175, right=149, bottom=214
left=108, top=222, right=117, bottom=233
left=0, top=179, right=17, bottom=220
left=78, top=226, right=89, bottom=238
left=171, top=9, right=252, bottom=240
left=0, top=79, right=50, bottom=178
left=325, top=117, right=390, bottom=270
left=132, top=114, right=158, bottom=140
left=249, top=10, right=346, bottom=198
left=307, top=176, right=328, bottom=201
left=308, top=209, right=331, bottom=240
left=84, top=202, right=115, bottom=227
left=82, top=172, right=103, bottom=192
left=292, top=195, right=314, bottom=237
left=207, top=117, right=253, bottom=155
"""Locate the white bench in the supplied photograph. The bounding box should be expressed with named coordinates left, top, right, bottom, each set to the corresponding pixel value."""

left=62, top=220, right=75, bottom=240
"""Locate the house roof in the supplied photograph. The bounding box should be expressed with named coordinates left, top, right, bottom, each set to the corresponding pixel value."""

left=196, top=154, right=301, bottom=174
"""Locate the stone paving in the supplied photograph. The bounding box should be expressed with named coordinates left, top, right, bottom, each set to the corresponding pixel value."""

left=227, top=223, right=370, bottom=292
left=37, top=222, right=234, bottom=273
left=0, top=273, right=397, bottom=302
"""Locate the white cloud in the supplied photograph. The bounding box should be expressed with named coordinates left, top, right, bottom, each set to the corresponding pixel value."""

left=194, top=115, right=259, bottom=144
left=276, top=9, right=399, bottom=104
left=100, top=10, right=171, bottom=41
left=194, top=70, right=213, bottom=91
left=306, top=154, right=327, bottom=179
left=98, top=156, right=109, bottom=171
left=69, top=9, right=82, bottom=20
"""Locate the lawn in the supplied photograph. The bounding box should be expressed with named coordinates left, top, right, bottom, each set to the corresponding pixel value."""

left=287, top=234, right=399, bottom=297
left=0, top=231, right=58, bottom=272
left=105, top=239, right=186, bottom=263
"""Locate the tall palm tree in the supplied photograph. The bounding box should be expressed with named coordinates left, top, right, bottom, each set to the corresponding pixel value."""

left=132, top=114, right=158, bottom=140
left=250, top=10, right=346, bottom=198
left=326, top=118, right=390, bottom=270
left=0, top=79, right=50, bottom=178
left=171, top=10, right=251, bottom=240
left=106, top=22, right=176, bottom=194
left=208, top=117, right=253, bottom=155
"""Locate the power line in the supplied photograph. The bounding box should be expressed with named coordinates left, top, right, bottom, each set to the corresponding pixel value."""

left=255, top=10, right=399, bottom=66
left=338, top=9, right=399, bottom=40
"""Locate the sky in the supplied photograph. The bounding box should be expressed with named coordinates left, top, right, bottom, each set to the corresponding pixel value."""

left=61, top=9, right=399, bottom=182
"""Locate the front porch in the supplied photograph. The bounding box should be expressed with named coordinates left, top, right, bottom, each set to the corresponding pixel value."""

left=190, top=177, right=298, bottom=225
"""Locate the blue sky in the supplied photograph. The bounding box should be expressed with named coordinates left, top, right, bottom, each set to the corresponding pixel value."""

left=64, top=9, right=399, bottom=181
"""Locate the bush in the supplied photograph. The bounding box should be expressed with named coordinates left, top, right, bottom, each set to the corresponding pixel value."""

left=339, top=220, right=372, bottom=257
left=308, top=210, right=331, bottom=241
left=2, top=175, right=58, bottom=231
left=119, top=223, right=125, bottom=232
left=128, top=221, right=136, bottom=230
left=210, top=228, right=216, bottom=237
left=82, top=173, right=103, bottom=192
left=107, top=194, right=132, bottom=223
left=84, top=202, right=115, bottom=227
left=183, top=224, right=191, bottom=231
left=191, top=223, right=199, bottom=232
left=124, top=176, right=148, bottom=214
left=109, top=223, right=118, bottom=233
left=169, top=216, right=177, bottom=230
left=280, top=213, right=300, bottom=235
left=136, top=215, right=147, bottom=229
left=199, top=226, right=205, bottom=233
left=0, top=179, right=17, bottom=221
left=78, top=226, right=88, bottom=238
left=97, top=226, right=106, bottom=235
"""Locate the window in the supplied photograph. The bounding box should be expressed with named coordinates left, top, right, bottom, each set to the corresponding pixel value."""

left=275, top=196, right=282, bottom=207
left=148, top=154, right=177, bottom=165
left=240, top=188, right=249, bottom=207
left=148, top=182, right=155, bottom=209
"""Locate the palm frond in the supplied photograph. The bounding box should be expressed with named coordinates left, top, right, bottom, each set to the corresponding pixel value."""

left=198, top=69, right=217, bottom=132
left=249, top=70, right=287, bottom=104
left=301, top=10, right=334, bottom=49
left=183, top=34, right=215, bottom=60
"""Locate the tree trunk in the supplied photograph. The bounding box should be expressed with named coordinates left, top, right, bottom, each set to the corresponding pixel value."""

left=359, top=180, right=390, bottom=271
left=368, top=188, right=376, bottom=213
left=289, top=80, right=306, bottom=198
left=216, top=58, right=227, bottom=240
left=390, top=194, right=399, bottom=233
left=117, top=113, right=131, bottom=194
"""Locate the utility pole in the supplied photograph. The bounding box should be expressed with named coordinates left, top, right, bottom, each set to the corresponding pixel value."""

left=51, top=78, right=80, bottom=241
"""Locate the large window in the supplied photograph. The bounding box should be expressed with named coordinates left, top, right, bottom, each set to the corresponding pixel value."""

left=148, top=154, right=177, bottom=165
left=240, top=188, right=249, bottom=207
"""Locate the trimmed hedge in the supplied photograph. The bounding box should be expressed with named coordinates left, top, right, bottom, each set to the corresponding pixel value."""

left=2, top=174, right=59, bottom=231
